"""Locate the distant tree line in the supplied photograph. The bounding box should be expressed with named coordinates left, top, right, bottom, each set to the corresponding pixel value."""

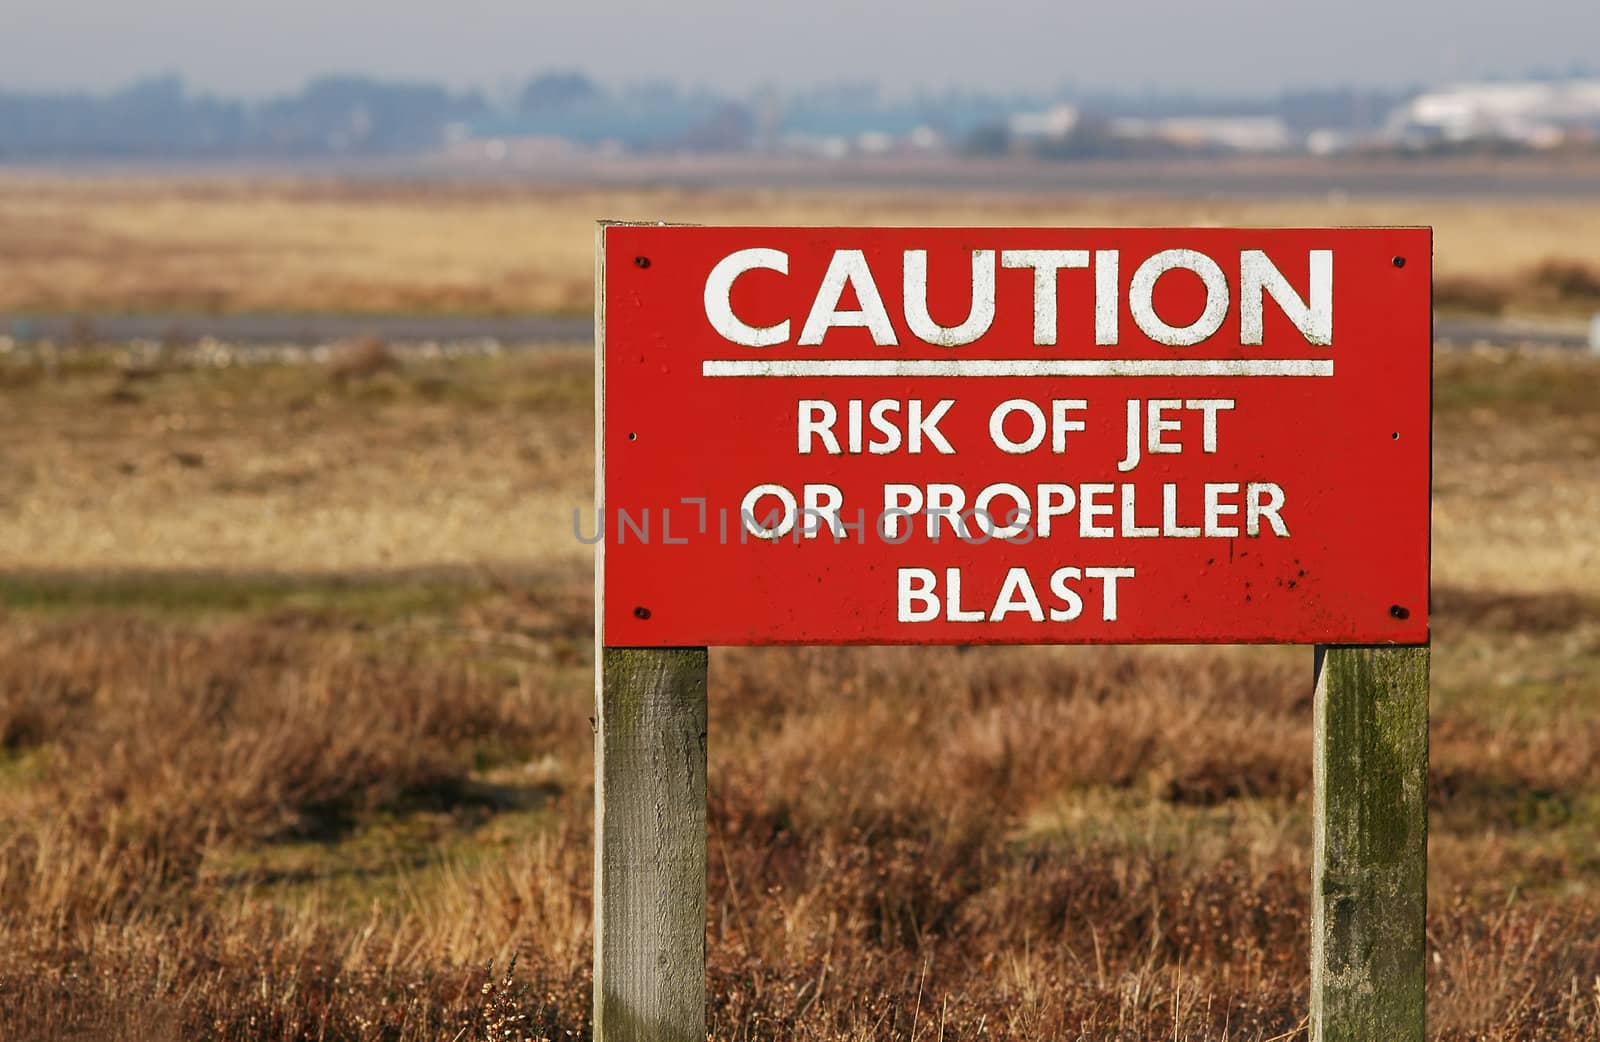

left=0, top=71, right=1445, bottom=161
left=0, top=74, right=492, bottom=158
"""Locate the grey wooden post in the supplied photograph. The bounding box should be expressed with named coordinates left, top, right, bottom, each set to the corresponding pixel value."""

left=1311, top=644, right=1430, bottom=1042
left=594, top=647, right=709, bottom=1042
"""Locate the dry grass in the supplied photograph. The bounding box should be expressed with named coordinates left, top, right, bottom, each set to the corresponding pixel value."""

left=0, top=346, right=595, bottom=574
left=0, top=599, right=1596, bottom=1040
left=1432, top=348, right=1600, bottom=595
left=1437, top=259, right=1600, bottom=316
left=2, top=342, right=1597, bottom=598
left=0, top=339, right=1597, bottom=1038
left=4, top=174, right=1600, bottom=316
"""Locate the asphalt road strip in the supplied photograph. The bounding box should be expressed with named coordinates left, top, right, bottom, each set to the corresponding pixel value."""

left=1, top=312, right=1593, bottom=350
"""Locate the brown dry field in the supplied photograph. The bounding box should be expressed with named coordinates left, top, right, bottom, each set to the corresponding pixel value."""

left=1, top=342, right=1597, bottom=1040
left=0, top=178, right=1598, bottom=1040
left=2, top=174, right=1600, bottom=317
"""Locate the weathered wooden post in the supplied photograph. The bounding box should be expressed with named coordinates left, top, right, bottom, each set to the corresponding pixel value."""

left=593, top=648, right=708, bottom=1042
left=1311, top=644, right=1430, bottom=1042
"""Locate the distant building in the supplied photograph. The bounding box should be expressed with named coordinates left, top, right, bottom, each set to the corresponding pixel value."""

left=1385, top=80, right=1600, bottom=148
left=1108, top=116, right=1294, bottom=153
left=1007, top=104, right=1081, bottom=141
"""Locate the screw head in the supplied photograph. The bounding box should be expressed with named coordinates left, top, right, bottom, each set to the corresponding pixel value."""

left=1392, top=256, right=1406, bottom=268
left=633, top=606, right=652, bottom=620
left=634, top=256, right=651, bottom=269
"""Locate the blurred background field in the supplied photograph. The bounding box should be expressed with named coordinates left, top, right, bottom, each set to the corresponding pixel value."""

left=0, top=171, right=1597, bottom=1039
left=5, top=172, right=1600, bottom=321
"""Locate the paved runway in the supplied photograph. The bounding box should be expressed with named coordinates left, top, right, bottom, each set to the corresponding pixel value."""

left=3, top=312, right=593, bottom=346
left=4, top=312, right=1591, bottom=350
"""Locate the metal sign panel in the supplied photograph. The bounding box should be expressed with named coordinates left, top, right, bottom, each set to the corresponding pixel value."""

left=597, top=226, right=1430, bottom=646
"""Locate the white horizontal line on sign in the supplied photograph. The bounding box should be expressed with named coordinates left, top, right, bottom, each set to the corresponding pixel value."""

left=701, top=359, right=1335, bottom=378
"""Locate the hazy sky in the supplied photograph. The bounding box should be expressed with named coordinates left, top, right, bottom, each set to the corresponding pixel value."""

left=7, top=0, right=1599, bottom=97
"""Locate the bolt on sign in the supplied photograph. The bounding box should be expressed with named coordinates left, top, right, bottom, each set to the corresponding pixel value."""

left=597, top=227, right=1431, bottom=645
